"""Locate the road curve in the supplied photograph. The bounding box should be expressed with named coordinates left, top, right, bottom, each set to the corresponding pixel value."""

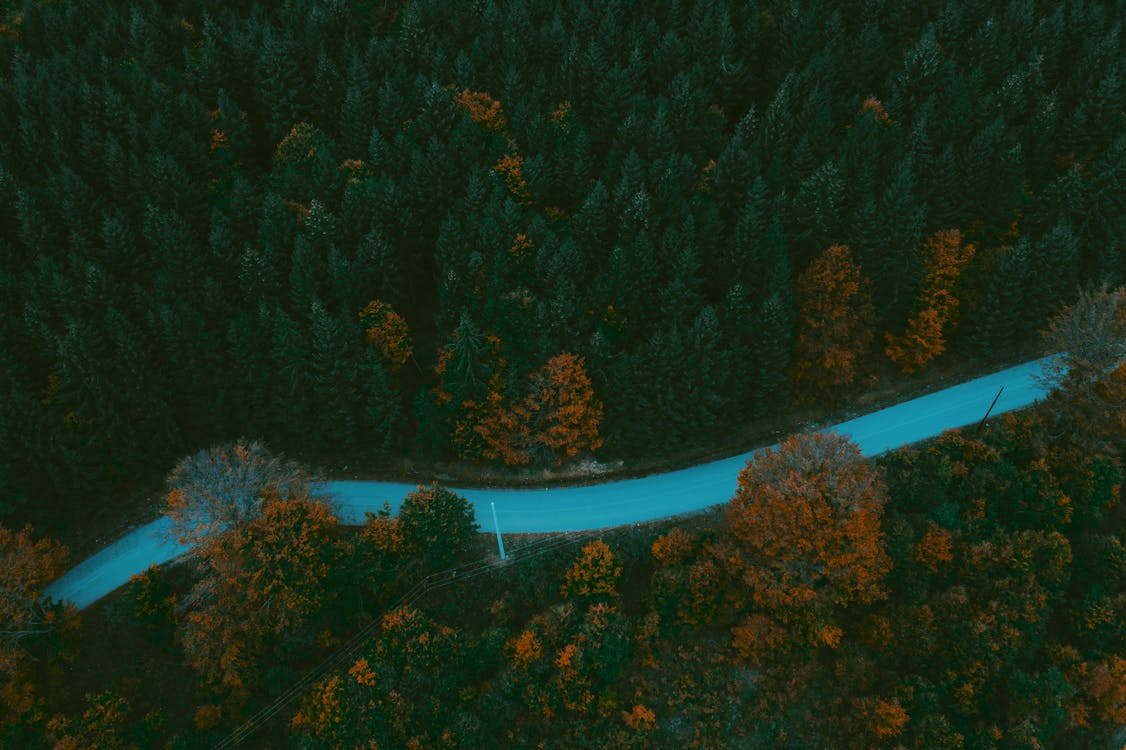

left=45, top=357, right=1052, bottom=610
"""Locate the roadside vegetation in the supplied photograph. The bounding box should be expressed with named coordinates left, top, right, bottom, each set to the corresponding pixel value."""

left=2, top=293, right=1124, bottom=748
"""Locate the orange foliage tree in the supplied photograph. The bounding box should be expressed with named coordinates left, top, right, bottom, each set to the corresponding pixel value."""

left=727, top=431, right=891, bottom=657
left=1, top=524, right=74, bottom=731
left=853, top=695, right=910, bottom=740
left=507, top=629, right=543, bottom=671
left=0, top=524, right=71, bottom=676
left=914, top=521, right=954, bottom=572
left=651, top=526, right=695, bottom=566
left=45, top=691, right=135, bottom=750
left=521, top=352, right=604, bottom=463
left=453, top=89, right=508, bottom=133
left=561, top=540, right=621, bottom=600
left=476, top=352, right=604, bottom=465
left=179, top=487, right=340, bottom=697
left=493, top=153, right=531, bottom=205
left=293, top=605, right=467, bottom=747
left=886, top=229, right=976, bottom=373
left=793, top=244, right=876, bottom=394
left=1082, top=656, right=1126, bottom=724
left=359, top=299, right=413, bottom=371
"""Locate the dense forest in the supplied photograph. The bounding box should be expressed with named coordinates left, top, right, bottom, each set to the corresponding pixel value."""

left=1, top=0, right=1123, bottom=530
left=1, top=0, right=1125, bottom=746
left=2, top=290, right=1124, bottom=748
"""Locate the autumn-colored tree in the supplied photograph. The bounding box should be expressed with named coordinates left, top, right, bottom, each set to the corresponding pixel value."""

left=729, top=431, right=891, bottom=610
left=476, top=352, right=604, bottom=465
left=472, top=388, right=526, bottom=464
left=793, top=244, right=876, bottom=394
left=886, top=229, right=976, bottom=373
left=508, top=629, right=543, bottom=671
left=397, top=483, right=478, bottom=565
left=359, top=299, right=413, bottom=371
left=651, top=526, right=695, bottom=566
left=453, top=89, right=507, bottom=133
left=179, top=487, right=340, bottom=697
left=493, top=152, right=531, bottom=205
left=915, top=521, right=954, bottom=572
left=622, top=703, right=656, bottom=731
left=731, top=612, right=792, bottom=663
left=291, top=673, right=350, bottom=744
left=0, top=524, right=72, bottom=677
left=562, top=540, right=621, bottom=600
left=519, top=352, right=604, bottom=464
left=294, top=605, right=471, bottom=747
left=856, top=96, right=894, bottom=125
left=728, top=432, right=890, bottom=658
left=853, top=696, right=910, bottom=740
left=1, top=524, right=75, bottom=733
left=163, top=440, right=313, bottom=546
left=360, top=503, right=409, bottom=557
left=45, top=692, right=136, bottom=750
left=1081, top=656, right=1126, bottom=724
left=273, top=122, right=335, bottom=172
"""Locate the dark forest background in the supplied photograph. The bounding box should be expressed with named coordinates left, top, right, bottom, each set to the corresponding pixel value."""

left=0, top=0, right=1123, bottom=524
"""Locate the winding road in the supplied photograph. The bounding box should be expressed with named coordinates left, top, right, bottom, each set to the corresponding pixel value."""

left=44, top=357, right=1053, bottom=610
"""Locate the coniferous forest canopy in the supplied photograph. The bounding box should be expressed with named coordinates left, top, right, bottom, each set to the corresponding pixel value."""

left=0, top=0, right=1125, bottom=747
left=0, top=0, right=1123, bottom=524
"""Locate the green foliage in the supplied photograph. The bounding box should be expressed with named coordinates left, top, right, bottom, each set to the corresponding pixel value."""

left=398, top=484, right=478, bottom=565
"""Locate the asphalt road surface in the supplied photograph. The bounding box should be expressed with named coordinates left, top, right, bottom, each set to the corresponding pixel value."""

left=45, top=356, right=1052, bottom=610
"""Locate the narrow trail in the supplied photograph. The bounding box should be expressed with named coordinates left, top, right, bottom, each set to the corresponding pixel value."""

left=45, top=356, right=1051, bottom=610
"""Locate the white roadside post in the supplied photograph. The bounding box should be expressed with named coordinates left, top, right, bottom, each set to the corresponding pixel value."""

left=491, top=501, right=506, bottom=560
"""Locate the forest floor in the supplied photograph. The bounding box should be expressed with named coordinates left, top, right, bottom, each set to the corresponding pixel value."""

left=52, top=341, right=1040, bottom=564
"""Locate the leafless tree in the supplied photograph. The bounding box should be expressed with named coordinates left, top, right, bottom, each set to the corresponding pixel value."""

left=163, top=440, right=315, bottom=547
left=1037, top=284, right=1126, bottom=448
left=1039, top=283, right=1126, bottom=392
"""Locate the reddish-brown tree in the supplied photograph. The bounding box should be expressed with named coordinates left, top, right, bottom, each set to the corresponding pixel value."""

left=521, top=352, right=604, bottom=463
left=1, top=524, right=75, bottom=733
left=651, top=527, right=695, bottom=566
left=477, top=352, right=604, bottom=465
left=493, top=153, right=531, bottom=205
left=886, top=229, right=976, bottom=373
left=0, top=525, right=71, bottom=678
left=359, top=299, right=413, bottom=371
left=179, top=488, right=340, bottom=697
left=45, top=692, right=135, bottom=750
left=915, top=522, right=955, bottom=572
left=728, top=431, right=891, bottom=611
left=793, top=244, right=876, bottom=394
left=507, top=629, right=543, bottom=671
left=562, top=540, right=621, bottom=600
left=728, top=432, right=890, bottom=660
left=452, top=89, right=507, bottom=133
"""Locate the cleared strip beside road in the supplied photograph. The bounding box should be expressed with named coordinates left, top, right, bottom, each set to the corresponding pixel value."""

left=44, top=356, right=1053, bottom=610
